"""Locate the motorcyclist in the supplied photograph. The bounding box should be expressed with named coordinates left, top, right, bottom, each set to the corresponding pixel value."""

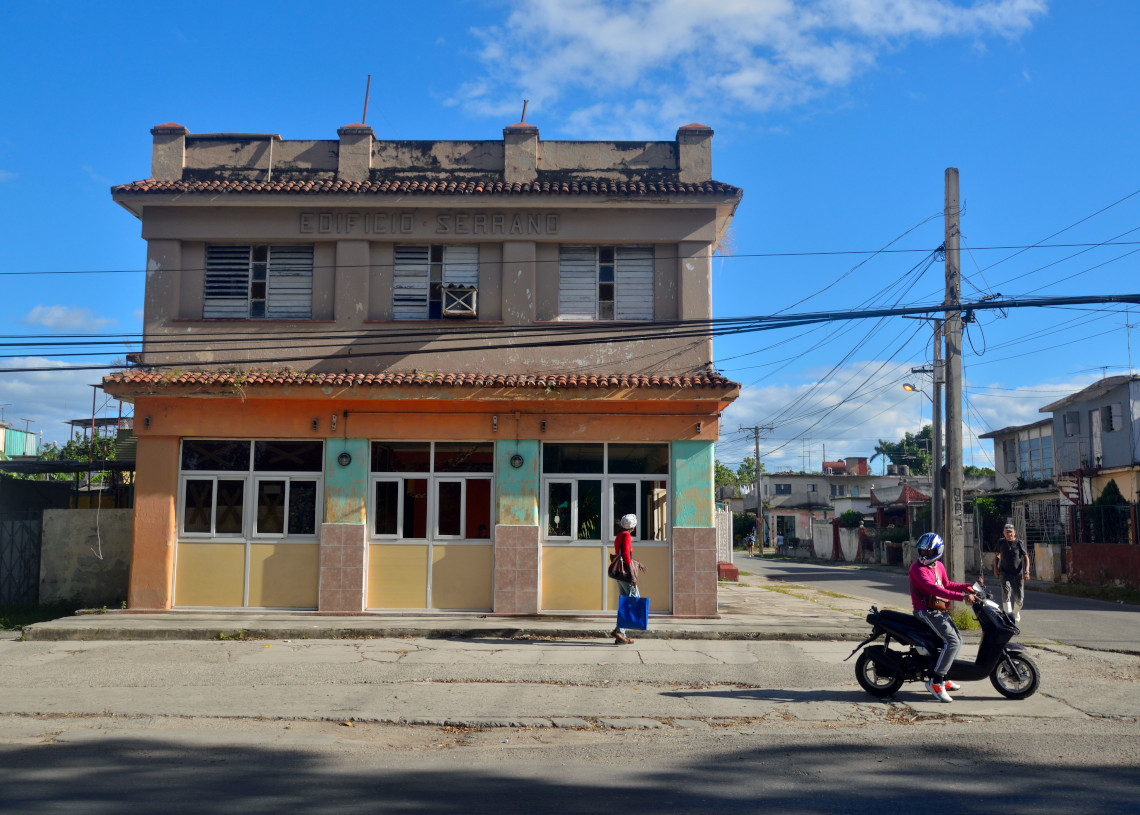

left=908, top=532, right=977, bottom=702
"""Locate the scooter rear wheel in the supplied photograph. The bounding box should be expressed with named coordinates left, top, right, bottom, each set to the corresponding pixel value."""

left=989, top=652, right=1040, bottom=699
left=855, top=651, right=904, bottom=697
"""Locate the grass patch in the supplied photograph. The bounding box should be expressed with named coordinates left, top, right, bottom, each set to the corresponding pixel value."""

left=0, top=603, right=80, bottom=631
left=1037, top=583, right=1140, bottom=606
left=951, top=607, right=980, bottom=631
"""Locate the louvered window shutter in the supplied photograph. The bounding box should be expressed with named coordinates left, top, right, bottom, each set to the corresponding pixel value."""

left=204, top=246, right=252, bottom=318
left=614, top=246, right=654, bottom=320
left=393, top=245, right=430, bottom=320
left=558, top=246, right=598, bottom=320
left=442, top=245, right=479, bottom=287
left=265, top=245, right=313, bottom=319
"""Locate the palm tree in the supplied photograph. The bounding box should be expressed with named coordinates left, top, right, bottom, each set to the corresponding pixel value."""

left=869, top=439, right=893, bottom=475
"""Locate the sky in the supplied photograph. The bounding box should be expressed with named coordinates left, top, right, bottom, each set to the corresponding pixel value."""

left=2, top=0, right=1138, bottom=473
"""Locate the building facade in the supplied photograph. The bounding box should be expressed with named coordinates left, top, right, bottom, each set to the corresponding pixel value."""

left=105, top=121, right=742, bottom=616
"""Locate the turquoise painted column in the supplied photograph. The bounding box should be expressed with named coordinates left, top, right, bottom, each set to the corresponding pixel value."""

left=324, top=438, right=370, bottom=524
left=672, top=441, right=715, bottom=527
left=496, top=440, right=540, bottom=525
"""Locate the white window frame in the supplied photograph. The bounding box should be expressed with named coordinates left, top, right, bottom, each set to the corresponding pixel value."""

left=367, top=443, right=494, bottom=543
left=204, top=244, right=314, bottom=319
left=539, top=443, right=670, bottom=545
left=557, top=245, right=654, bottom=321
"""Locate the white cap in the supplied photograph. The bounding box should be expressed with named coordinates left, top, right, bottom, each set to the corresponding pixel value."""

left=620, top=514, right=637, bottom=530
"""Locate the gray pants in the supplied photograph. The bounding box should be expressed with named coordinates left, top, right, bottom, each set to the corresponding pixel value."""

left=1001, top=572, right=1025, bottom=616
left=915, top=609, right=962, bottom=678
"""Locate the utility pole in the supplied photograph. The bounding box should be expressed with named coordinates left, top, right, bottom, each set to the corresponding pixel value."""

left=944, top=169, right=966, bottom=586
left=932, top=318, right=944, bottom=542
left=740, top=424, right=774, bottom=551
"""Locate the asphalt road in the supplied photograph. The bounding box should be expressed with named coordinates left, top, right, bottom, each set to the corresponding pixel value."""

left=2, top=716, right=1138, bottom=814
left=739, top=554, right=1140, bottom=653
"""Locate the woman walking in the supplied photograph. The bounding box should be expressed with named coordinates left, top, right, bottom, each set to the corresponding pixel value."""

left=611, top=514, right=639, bottom=644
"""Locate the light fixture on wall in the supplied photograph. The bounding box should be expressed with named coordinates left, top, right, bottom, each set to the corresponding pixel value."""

left=312, top=419, right=319, bottom=432
left=696, top=421, right=702, bottom=434
left=492, top=415, right=498, bottom=433
left=540, top=420, right=546, bottom=433
left=510, top=453, right=524, bottom=469
left=144, top=417, right=151, bottom=429
left=338, top=451, right=352, bottom=467
left=331, top=414, right=337, bottom=431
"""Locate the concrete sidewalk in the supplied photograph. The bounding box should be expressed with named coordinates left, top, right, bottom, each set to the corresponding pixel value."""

left=20, top=573, right=878, bottom=642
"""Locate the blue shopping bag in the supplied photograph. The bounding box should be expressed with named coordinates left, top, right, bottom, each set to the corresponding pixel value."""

left=617, top=593, right=650, bottom=630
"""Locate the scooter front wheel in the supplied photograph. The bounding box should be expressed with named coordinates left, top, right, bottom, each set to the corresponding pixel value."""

left=855, top=650, right=904, bottom=698
left=989, top=652, right=1040, bottom=699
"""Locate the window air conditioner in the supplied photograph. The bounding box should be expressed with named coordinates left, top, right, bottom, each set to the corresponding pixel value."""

left=443, top=285, right=477, bottom=318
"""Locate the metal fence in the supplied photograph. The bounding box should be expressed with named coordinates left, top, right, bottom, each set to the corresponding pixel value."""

left=0, top=510, right=42, bottom=606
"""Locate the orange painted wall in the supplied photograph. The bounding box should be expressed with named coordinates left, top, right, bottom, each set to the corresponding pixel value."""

left=128, top=434, right=179, bottom=609
left=131, top=395, right=724, bottom=443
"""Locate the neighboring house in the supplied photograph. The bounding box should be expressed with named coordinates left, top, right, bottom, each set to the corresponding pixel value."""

left=1041, top=375, right=1140, bottom=503
left=978, top=419, right=1069, bottom=552
left=762, top=470, right=879, bottom=544
left=103, top=120, right=742, bottom=615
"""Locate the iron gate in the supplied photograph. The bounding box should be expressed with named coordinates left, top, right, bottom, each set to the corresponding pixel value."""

left=0, top=510, right=42, bottom=606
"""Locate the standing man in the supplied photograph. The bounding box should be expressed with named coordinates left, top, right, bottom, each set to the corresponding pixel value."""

left=994, top=522, right=1030, bottom=623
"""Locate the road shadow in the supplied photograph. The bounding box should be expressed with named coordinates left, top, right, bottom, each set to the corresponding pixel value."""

left=2, top=732, right=1137, bottom=813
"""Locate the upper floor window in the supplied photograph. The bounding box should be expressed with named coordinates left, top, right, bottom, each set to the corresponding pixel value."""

left=1102, top=403, right=1124, bottom=432
left=774, top=483, right=791, bottom=495
left=204, top=245, right=313, bottom=319
left=806, top=483, right=818, bottom=493
left=830, top=483, right=846, bottom=497
left=393, top=244, right=478, bottom=320
left=558, top=245, right=654, bottom=321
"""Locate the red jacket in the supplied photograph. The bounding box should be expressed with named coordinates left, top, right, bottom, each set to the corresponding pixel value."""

left=614, top=530, right=633, bottom=565
left=908, top=560, right=971, bottom=611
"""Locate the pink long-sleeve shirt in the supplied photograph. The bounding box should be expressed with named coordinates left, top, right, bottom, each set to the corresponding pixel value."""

left=908, top=560, right=971, bottom=611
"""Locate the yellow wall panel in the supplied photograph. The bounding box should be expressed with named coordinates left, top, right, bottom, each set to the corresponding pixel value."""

left=369, top=544, right=428, bottom=609
left=431, top=545, right=493, bottom=610
left=248, top=544, right=319, bottom=609
left=542, top=546, right=605, bottom=611
left=606, top=544, right=671, bottom=613
left=174, top=543, right=246, bottom=607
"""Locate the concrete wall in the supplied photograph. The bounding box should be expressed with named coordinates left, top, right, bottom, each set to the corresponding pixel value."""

left=39, top=509, right=133, bottom=607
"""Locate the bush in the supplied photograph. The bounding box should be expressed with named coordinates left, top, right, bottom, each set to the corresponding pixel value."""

left=839, top=509, right=864, bottom=528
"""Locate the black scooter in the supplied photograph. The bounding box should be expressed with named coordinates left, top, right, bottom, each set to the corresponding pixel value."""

left=846, top=577, right=1040, bottom=700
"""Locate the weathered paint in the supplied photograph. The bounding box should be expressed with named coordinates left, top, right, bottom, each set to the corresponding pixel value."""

left=127, top=435, right=180, bottom=609
left=606, top=544, right=671, bottom=612
left=496, top=439, right=539, bottom=525
left=672, top=441, right=714, bottom=528
left=324, top=438, right=369, bottom=524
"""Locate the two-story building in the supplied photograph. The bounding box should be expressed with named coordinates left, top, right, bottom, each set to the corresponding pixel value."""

left=104, top=120, right=742, bottom=616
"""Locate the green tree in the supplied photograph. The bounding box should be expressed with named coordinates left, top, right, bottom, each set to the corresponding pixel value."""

left=36, top=430, right=117, bottom=483
left=871, top=426, right=934, bottom=475
left=736, top=456, right=764, bottom=486
left=714, top=459, right=739, bottom=488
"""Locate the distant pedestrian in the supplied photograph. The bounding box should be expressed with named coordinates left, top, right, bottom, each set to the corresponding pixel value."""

left=994, top=523, right=1030, bottom=623
left=746, top=530, right=755, bottom=557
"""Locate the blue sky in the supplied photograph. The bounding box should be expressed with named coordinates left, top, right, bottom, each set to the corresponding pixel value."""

left=2, top=1, right=1138, bottom=472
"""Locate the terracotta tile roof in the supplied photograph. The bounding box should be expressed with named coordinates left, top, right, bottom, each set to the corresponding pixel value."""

left=103, top=369, right=739, bottom=392
left=111, top=177, right=741, bottom=198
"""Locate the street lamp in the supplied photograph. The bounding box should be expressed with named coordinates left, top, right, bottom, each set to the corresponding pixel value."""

left=902, top=381, right=942, bottom=540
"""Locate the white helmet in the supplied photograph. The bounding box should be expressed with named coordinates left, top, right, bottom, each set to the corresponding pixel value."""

left=620, top=514, right=637, bottom=530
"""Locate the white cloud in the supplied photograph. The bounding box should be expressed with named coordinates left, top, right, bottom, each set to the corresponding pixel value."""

left=460, top=0, right=1047, bottom=136
left=716, top=360, right=1085, bottom=474
left=22, top=305, right=119, bottom=332
left=0, top=359, right=122, bottom=448
left=82, top=165, right=111, bottom=185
